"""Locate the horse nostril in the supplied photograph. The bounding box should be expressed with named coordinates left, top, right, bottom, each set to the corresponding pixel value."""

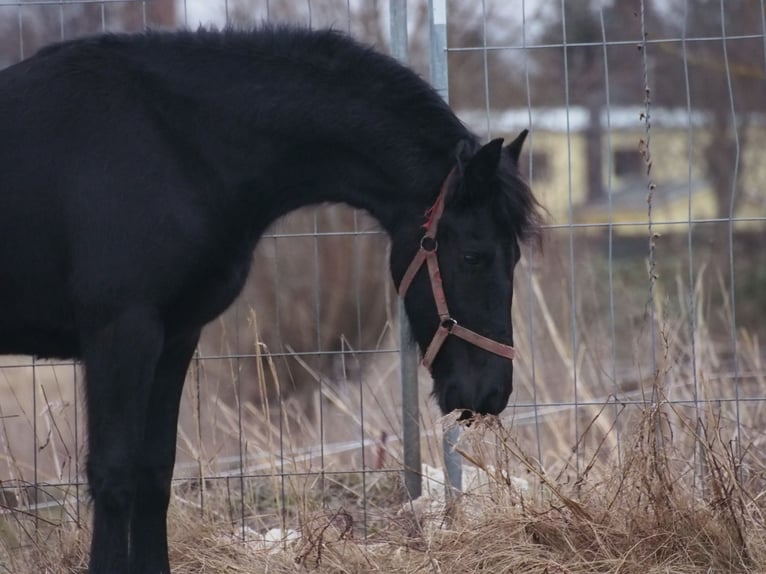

left=475, top=388, right=507, bottom=416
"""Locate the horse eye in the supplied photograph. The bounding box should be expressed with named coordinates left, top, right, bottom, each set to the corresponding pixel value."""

left=463, top=252, right=482, bottom=266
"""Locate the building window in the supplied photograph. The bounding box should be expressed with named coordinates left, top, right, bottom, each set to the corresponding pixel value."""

left=613, top=148, right=643, bottom=178
left=520, top=151, right=551, bottom=183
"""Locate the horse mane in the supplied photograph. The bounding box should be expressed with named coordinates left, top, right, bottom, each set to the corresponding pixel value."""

left=33, top=25, right=472, bottom=208
left=182, top=25, right=472, bottom=145
left=496, top=166, right=544, bottom=247
left=36, top=25, right=469, bottom=144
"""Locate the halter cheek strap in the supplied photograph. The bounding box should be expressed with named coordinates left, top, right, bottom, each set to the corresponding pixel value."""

left=397, top=168, right=517, bottom=370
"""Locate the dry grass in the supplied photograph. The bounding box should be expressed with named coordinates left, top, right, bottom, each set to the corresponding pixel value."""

left=4, top=375, right=766, bottom=573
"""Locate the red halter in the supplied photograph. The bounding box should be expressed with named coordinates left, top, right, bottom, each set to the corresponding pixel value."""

left=397, top=168, right=517, bottom=370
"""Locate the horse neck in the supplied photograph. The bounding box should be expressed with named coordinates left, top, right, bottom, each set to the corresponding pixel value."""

left=194, top=100, right=467, bottom=239
left=250, top=145, right=456, bottom=236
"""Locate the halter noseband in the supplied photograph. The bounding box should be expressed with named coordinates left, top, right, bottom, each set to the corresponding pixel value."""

left=397, top=168, right=517, bottom=370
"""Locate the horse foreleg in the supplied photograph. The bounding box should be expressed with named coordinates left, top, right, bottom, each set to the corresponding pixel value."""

left=129, top=329, right=199, bottom=574
left=83, top=308, right=164, bottom=574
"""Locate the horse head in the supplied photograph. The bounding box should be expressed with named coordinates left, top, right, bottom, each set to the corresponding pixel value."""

left=391, top=130, right=541, bottom=418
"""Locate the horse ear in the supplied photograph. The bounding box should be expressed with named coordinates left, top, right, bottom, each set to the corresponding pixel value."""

left=505, top=129, right=528, bottom=164
left=464, top=138, right=504, bottom=184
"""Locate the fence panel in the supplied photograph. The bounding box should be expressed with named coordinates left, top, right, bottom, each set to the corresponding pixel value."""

left=443, top=0, right=766, bottom=486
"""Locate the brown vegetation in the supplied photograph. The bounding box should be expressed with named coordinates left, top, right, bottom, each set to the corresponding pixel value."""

left=6, top=376, right=766, bottom=573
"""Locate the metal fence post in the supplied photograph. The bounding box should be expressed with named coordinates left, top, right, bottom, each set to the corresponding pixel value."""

left=390, top=0, right=422, bottom=501
left=428, top=0, right=462, bottom=495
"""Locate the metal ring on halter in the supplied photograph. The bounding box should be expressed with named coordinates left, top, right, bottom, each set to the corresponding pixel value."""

left=420, top=236, right=438, bottom=252
left=440, top=317, right=457, bottom=332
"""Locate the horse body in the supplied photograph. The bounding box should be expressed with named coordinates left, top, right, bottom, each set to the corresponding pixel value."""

left=3, top=28, right=451, bottom=353
left=0, top=26, right=539, bottom=574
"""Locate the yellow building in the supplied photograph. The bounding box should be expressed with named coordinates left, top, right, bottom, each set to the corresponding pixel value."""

left=458, top=107, right=766, bottom=235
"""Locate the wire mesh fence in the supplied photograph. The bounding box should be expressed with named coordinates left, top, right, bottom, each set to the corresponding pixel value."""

left=0, top=0, right=764, bottom=569
left=450, top=0, right=766, bottom=484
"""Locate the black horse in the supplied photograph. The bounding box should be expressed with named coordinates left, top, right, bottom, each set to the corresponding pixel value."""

left=0, top=26, right=541, bottom=574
